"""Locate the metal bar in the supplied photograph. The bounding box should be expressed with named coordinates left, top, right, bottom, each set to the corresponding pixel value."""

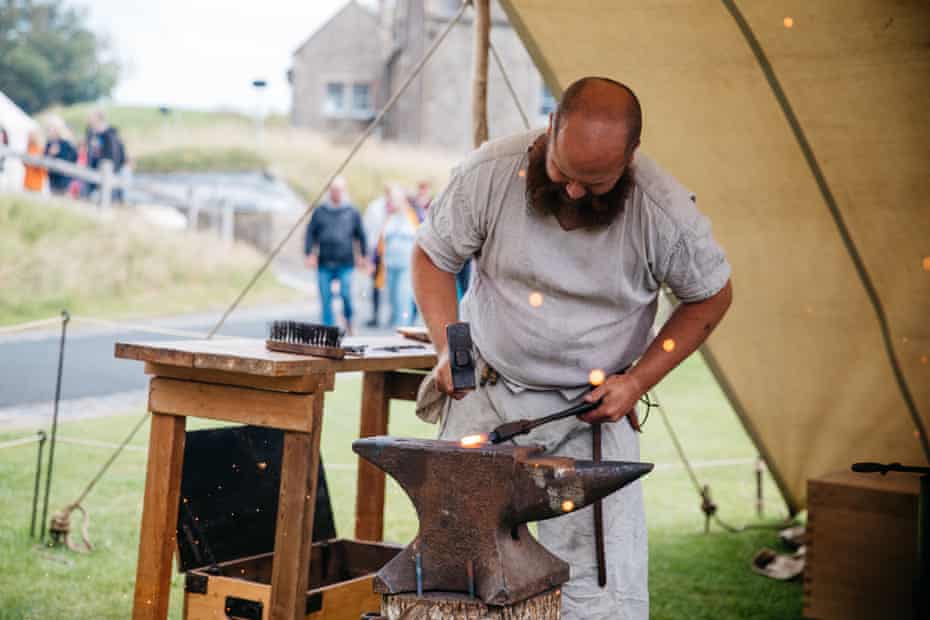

left=755, top=455, right=764, bottom=518
left=592, top=423, right=606, bottom=587
left=29, top=431, right=47, bottom=538
left=40, top=311, right=69, bottom=544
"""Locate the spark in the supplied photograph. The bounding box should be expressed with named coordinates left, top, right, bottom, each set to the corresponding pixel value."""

left=662, top=338, right=676, bottom=352
left=460, top=434, right=487, bottom=447
left=561, top=500, right=575, bottom=512
left=528, top=291, right=543, bottom=307
left=783, top=16, right=794, bottom=28
left=257, top=461, right=267, bottom=471
left=588, top=369, right=606, bottom=386
left=923, top=257, right=930, bottom=271
left=518, top=169, right=526, bottom=178
left=921, top=355, right=928, bottom=365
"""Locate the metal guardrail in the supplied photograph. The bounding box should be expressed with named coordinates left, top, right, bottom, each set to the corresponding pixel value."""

left=1, top=144, right=249, bottom=245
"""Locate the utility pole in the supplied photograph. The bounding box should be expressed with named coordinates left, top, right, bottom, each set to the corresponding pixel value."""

left=471, top=0, right=490, bottom=148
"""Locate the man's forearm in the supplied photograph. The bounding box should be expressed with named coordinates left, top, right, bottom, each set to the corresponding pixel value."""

left=411, top=244, right=459, bottom=354
left=628, top=280, right=733, bottom=394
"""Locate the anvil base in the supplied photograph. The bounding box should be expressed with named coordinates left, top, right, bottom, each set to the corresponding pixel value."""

left=379, top=588, right=561, bottom=619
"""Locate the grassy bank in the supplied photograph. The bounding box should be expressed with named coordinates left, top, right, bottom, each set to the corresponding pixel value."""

left=0, top=193, right=299, bottom=326
left=0, top=355, right=802, bottom=619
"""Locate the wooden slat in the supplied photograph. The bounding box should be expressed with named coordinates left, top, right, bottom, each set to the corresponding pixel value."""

left=148, top=378, right=317, bottom=432
left=294, top=397, right=324, bottom=617
left=133, top=413, right=186, bottom=620
left=269, top=426, right=318, bottom=620
left=185, top=572, right=272, bottom=620
left=144, top=362, right=334, bottom=394
left=116, top=338, right=436, bottom=377
left=355, top=372, right=390, bottom=542
left=385, top=371, right=427, bottom=401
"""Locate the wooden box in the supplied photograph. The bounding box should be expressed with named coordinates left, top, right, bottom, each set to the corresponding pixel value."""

left=177, top=426, right=401, bottom=620
left=184, top=538, right=401, bottom=620
left=804, top=470, right=921, bottom=619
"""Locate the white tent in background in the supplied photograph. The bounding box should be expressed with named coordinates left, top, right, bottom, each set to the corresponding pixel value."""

left=0, top=90, right=38, bottom=190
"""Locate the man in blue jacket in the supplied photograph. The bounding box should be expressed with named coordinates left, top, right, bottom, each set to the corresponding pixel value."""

left=305, top=176, right=367, bottom=333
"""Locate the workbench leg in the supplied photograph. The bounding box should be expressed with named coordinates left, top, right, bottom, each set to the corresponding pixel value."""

left=133, top=413, right=186, bottom=620
left=355, top=371, right=390, bottom=541
left=270, top=394, right=324, bottom=620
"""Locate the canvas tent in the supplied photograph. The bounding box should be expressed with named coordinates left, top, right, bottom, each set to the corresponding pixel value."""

left=0, top=90, right=37, bottom=190
left=497, top=0, right=930, bottom=513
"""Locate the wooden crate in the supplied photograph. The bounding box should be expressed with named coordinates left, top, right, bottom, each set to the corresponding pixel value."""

left=804, top=470, right=920, bottom=619
left=184, top=538, right=401, bottom=620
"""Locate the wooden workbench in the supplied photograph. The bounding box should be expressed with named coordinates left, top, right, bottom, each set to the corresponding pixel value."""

left=115, top=336, right=436, bottom=620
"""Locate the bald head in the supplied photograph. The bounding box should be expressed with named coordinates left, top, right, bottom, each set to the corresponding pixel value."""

left=553, top=77, right=642, bottom=152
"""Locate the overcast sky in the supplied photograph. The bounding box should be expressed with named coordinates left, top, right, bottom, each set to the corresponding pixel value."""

left=74, top=0, right=377, bottom=114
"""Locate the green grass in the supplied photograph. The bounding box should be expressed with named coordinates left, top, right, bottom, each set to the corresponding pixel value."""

left=0, top=355, right=802, bottom=619
left=0, top=193, right=300, bottom=326
left=134, top=147, right=268, bottom=174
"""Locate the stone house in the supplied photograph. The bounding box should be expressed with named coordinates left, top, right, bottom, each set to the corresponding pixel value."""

left=289, top=0, right=554, bottom=153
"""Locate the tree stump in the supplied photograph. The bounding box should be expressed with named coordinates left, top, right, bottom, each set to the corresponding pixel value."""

left=381, top=589, right=560, bottom=620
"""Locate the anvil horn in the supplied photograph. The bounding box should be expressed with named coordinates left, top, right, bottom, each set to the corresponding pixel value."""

left=352, top=436, right=653, bottom=605
left=510, top=457, right=654, bottom=524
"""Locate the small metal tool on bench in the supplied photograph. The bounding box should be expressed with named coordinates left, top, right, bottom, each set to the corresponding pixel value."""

left=265, top=320, right=347, bottom=359
left=446, top=322, right=476, bottom=391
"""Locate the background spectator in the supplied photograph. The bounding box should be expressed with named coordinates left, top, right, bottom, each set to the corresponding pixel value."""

left=363, top=184, right=389, bottom=327
left=304, top=176, right=367, bottom=333
left=22, top=130, right=46, bottom=192
left=379, top=185, right=420, bottom=327
left=86, top=109, right=127, bottom=202
left=43, top=116, right=77, bottom=195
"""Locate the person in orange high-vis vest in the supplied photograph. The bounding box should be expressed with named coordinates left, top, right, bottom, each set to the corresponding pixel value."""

left=23, top=131, right=47, bottom=193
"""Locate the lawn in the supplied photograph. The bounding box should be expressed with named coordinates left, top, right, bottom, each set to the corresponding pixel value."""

left=0, top=354, right=802, bottom=619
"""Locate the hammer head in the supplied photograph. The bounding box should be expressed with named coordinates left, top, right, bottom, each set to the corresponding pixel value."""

left=352, top=436, right=652, bottom=605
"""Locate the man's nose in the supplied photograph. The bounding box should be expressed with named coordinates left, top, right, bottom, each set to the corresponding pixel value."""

left=565, top=181, right=587, bottom=200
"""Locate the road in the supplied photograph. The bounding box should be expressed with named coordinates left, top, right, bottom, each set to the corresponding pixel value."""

left=0, top=296, right=396, bottom=419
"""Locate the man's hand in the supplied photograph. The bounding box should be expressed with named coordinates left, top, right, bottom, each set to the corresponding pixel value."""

left=434, top=350, right=473, bottom=400
left=579, top=373, right=643, bottom=431
left=304, top=254, right=317, bottom=269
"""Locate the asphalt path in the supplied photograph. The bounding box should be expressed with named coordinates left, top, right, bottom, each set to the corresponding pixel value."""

left=0, top=298, right=395, bottom=410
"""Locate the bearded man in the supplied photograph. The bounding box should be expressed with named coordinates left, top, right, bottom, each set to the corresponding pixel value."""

left=412, top=76, right=733, bottom=620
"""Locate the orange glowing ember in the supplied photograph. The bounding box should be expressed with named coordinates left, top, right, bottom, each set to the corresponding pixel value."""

left=461, top=434, right=487, bottom=447
left=518, top=169, right=527, bottom=178
left=561, top=500, right=575, bottom=512
left=662, top=338, right=676, bottom=352
left=921, top=355, right=929, bottom=365
left=257, top=461, right=268, bottom=471
left=923, top=257, right=930, bottom=271
left=528, top=291, right=544, bottom=308
left=783, top=16, right=794, bottom=28
left=588, top=369, right=606, bottom=386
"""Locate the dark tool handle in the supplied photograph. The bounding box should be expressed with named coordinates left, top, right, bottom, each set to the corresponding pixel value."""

left=592, top=422, right=607, bottom=587
left=446, top=322, right=476, bottom=391
left=530, top=399, right=601, bottom=430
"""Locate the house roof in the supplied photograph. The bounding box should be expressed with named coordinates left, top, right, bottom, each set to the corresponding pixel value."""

left=292, top=0, right=380, bottom=58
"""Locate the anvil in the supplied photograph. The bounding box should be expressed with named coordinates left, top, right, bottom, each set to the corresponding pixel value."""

left=352, top=436, right=653, bottom=606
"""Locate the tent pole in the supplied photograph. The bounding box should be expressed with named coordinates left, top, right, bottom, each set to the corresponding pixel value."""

left=472, top=0, right=490, bottom=148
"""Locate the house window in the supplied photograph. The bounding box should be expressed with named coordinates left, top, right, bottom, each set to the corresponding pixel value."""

left=539, top=85, right=557, bottom=117
left=324, top=82, right=346, bottom=116
left=352, top=83, right=373, bottom=118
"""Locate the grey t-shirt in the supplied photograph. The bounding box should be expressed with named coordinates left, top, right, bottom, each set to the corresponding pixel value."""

left=417, top=130, right=730, bottom=394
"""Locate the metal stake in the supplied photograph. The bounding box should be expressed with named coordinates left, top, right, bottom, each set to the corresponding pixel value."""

left=40, top=310, right=69, bottom=544
left=29, top=430, right=47, bottom=538
left=755, top=455, right=764, bottom=518
left=466, top=559, right=475, bottom=599
left=415, top=552, right=423, bottom=597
